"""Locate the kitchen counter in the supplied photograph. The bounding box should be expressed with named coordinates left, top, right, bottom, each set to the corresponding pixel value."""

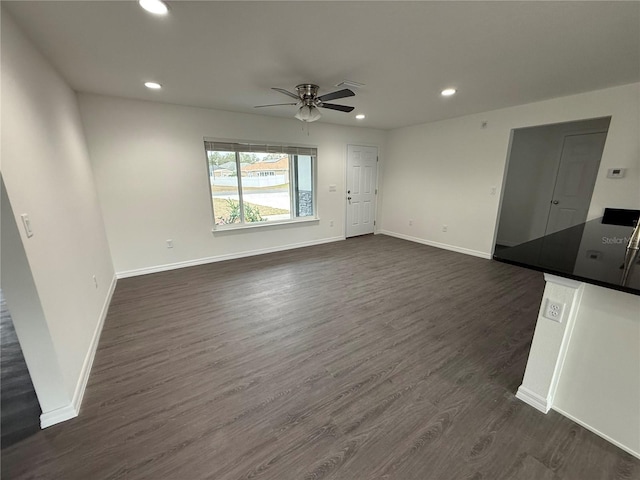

left=498, top=210, right=640, bottom=457
left=493, top=215, right=640, bottom=296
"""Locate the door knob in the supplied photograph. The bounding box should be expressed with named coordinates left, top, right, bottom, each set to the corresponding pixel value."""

left=552, top=200, right=559, bottom=204
left=347, top=196, right=352, bottom=204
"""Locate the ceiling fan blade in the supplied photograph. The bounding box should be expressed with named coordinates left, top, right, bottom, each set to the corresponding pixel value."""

left=272, top=87, right=300, bottom=100
left=317, top=88, right=355, bottom=102
left=319, top=103, right=355, bottom=113
left=254, top=103, right=298, bottom=108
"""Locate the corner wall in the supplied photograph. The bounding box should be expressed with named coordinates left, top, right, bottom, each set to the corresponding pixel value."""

left=554, top=284, right=640, bottom=457
left=380, top=83, right=640, bottom=257
left=77, top=94, right=386, bottom=275
left=1, top=179, right=71, bottom=417
left=1, top=11, right=115, bottom=422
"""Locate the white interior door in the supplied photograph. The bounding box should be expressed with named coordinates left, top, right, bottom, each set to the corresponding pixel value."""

left=346, top=145, right=378, bottom=238
left=545, top=132, right=607, bottom=235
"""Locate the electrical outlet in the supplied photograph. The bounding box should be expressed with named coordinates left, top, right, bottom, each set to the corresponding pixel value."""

left=166, top=239, right=173, bottom=249
left=442, top=224, right=448, bottom=232
left=543, top=299, right=564, bottom=322
left=490, top=186, right=497, bottom=196
left=329, top=220, right=334, bottom=227
left=409, top=219, right=413, bottom=226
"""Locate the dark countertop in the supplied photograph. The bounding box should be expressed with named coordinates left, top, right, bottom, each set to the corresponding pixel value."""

left=493, top=216, right=640, bottom=296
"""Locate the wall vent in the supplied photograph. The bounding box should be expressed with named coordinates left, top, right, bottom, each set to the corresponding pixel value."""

left=334, top=80, right=365, bottom=89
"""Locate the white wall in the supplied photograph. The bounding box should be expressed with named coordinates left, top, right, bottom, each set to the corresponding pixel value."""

left=77, top=94, right=386, bottom=275
left=1, top=179, right=71, bottom=414
left=380, top=83, right=640, bottom=257
left=554, top=284, right=640, bottom=457
left=517, top=275, right=640, bottom=457
left=1, top=11, right=115, bottom=419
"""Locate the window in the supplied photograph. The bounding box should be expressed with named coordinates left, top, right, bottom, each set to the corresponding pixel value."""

left=205, top=141, right=316, bottom=227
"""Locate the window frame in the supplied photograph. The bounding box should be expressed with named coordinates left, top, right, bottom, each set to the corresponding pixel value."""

left=204, top=139, right=318, bottom=231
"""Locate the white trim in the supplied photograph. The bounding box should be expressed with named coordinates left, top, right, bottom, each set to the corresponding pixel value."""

left=72, top=274, right=117, bottom=414
left=203, top=136, right=319, bottom=150
left=544, top=273, right=583, bottom=290
left=212, top=217, right=319, bottom=233
left=515, top=385, right=550, bottom=413
left=39, top=274, right=117, bottom=429
left=552, top=405, right=640, bottom=459
left=116, top=236, right=345, bottom=279
left=546, top=283, right=584, bottom=408
left=40, top=404, right=77, bottom=429
left=378, top=230, right=491, bottom=260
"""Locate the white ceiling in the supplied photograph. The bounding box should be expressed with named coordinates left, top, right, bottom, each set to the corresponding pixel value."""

left=4, top=1, right=639, bottom=130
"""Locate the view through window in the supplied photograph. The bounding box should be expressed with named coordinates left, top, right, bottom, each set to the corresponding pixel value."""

left=205, top=141, right=316, bottom=226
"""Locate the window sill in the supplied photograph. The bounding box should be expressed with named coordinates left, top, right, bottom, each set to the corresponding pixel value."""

left=212, top=217, right=320, bottom=233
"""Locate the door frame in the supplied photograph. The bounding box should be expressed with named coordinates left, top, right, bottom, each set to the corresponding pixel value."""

left=344, top=144, right=380, bottom=239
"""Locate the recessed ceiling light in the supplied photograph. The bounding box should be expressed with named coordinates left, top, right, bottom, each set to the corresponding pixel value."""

left=144, top=82, right=162, bottom=89
left=441, top=88, right=457, bottom=97
left=139, top=0, right=168, bottom=15
left=355, top=114, right=366, bottom=120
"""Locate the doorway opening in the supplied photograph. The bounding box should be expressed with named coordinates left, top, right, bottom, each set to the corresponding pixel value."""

left=495, top=116, right=611, bottom=250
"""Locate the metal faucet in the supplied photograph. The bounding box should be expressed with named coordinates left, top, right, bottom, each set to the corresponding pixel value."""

left=621, top=220, right=640, bottom=286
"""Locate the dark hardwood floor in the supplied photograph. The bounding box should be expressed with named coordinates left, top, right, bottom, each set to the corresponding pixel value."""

left=0, top=290, right=41, bottom=449
left=2, top=235, right=637, bottom=479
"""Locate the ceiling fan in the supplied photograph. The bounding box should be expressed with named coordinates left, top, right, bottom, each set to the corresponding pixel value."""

left=255, top=84, right=355, bottom=122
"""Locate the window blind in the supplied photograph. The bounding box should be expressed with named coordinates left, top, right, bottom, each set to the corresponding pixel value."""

left=205, top=141, right=316, bottom=157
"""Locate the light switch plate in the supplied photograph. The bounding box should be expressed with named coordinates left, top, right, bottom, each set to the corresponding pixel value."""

left=21, top=214, right=33, bottom=238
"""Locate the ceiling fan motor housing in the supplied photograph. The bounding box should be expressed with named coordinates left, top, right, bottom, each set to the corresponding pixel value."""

left=296, top=84, right=321, bottom=106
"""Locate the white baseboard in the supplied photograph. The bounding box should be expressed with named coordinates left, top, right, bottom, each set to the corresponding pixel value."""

left=71, top=274, right=117, bottom=413
left=116, top=236, right=345, bottom=279
left=40, top=273, right=117, bottom=429
left=516, top=385, right=550, bottom=413
left=517, top=385, right=640, bottom=458
left=552, top=406, right=640, bottom=460
left=40, top=404, right=77, bottom=429
left=378, top=230, right=491, bottom=260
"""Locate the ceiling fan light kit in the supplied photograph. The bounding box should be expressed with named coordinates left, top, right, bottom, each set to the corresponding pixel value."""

left=255, top=83, right=356, bottom=123
left=295, top=105, right=322, bottom=123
